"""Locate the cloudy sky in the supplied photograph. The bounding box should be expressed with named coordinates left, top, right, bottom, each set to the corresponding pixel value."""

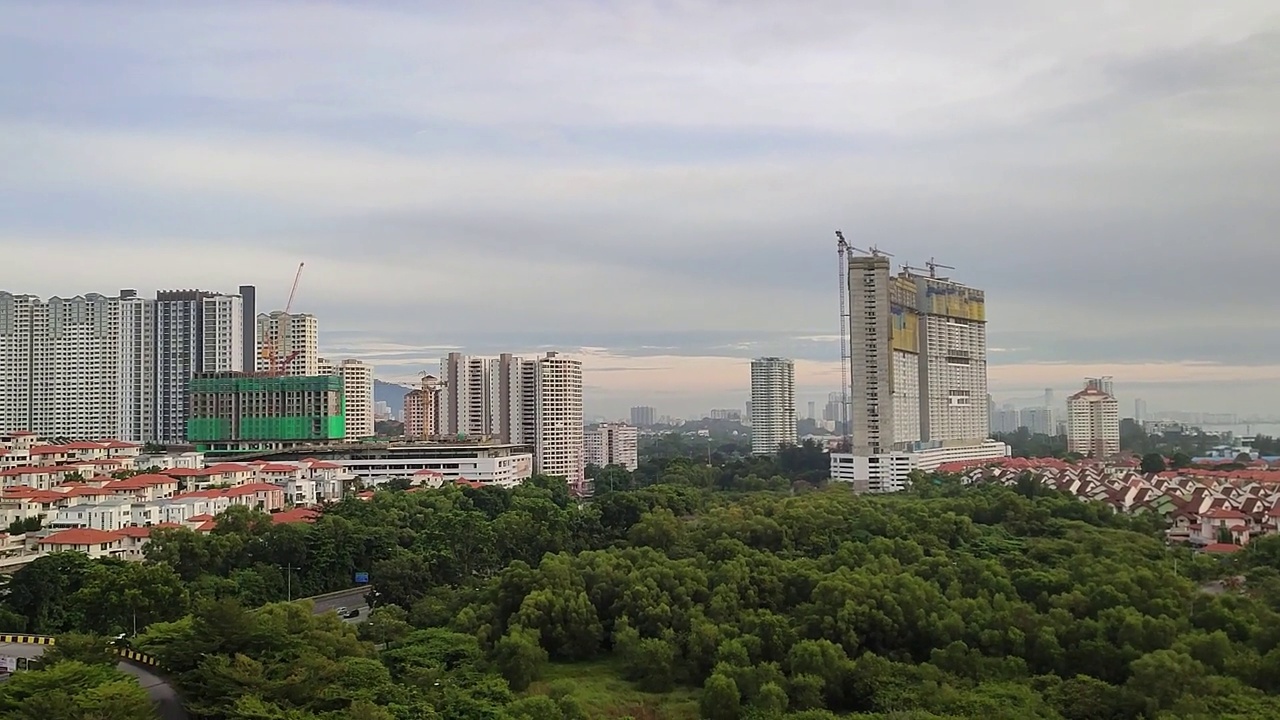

left=3, top=1, right=1278, bottom=419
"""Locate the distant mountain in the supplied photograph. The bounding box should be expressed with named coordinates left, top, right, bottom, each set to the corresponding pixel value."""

left=374, top=379, right=413, bottom=419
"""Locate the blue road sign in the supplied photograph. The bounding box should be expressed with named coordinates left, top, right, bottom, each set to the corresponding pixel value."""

left=354, top=572, right=370, bottom=584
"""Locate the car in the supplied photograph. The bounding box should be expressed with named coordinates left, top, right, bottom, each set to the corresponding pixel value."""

left=334, top=606, right=348, bottom=616
left=343, top=607, right=361, bottom=619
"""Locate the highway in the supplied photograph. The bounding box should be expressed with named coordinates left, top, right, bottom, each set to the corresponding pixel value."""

left=303, top=586, right=372, bottom=623
left=0, top=642, right=189, bottom=720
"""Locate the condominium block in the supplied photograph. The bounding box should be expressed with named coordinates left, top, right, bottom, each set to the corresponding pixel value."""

left=847, top=255, right=897, bottom=454
left=255, top=312, right=319, bottom=376
left=404, top=375, right=443, bottom=439
left=534, top=352, right=584, bottom=490
left=337, top=359, right=375, bottom=440
left=440, top=352, right=490, bottom=439
left=585, top=422, right=639, bottom=471
left=1067, top=380, right=1120, bottom=458
left=0, top=290, right=150, bottom=441
left=489, top=353, right=526, bottom=445
left=155, top=289, right=246, bottom=444
left=629, top=406, right=656, bottom=427
left=914, top=275, right=988, bottom=444
left=750, top=357, right=796, bottom=455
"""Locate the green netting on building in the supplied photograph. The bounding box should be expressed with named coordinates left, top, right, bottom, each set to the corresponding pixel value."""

left=188, top=418, right=231, bottom=441
left=236, top=415, right=346, bottom=441
left=189, top=375, right=343, bottom=394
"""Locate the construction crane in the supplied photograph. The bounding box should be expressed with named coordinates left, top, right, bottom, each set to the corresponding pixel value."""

left=260, top=262, right=306, bottom=376
left=835, top=231, right=852, bottom=452
left=925, top=257, right=955, bottom=279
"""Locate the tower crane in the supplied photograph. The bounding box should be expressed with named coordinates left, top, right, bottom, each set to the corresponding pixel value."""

left=835, top=231, right=852, bottom=452
left=925, top=257, right=955, bottom=279
left=260, top=262, right=306, bottom=376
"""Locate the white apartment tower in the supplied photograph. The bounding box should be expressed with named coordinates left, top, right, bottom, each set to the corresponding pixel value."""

left=256, top=312, right=319, bottom=376
left=534, top=352, right=585, bottom=490
left=585, top=423, right=639, bottom=471
left=915, top=274, right=989, bottom=444
left=440, top=353, right=491, bottom=439
left=119, top=293, right=156, bottom=443
left=337, top=359, right=375, bottom=440
left=489, top=353, right=527, bottom=445
left=155, top=289, right=245, bottom=444
left=1068, top=380, right=1120, bottom=458
left=847, top=255, right=899, bottom=453
left=404, top=375, right=443, bottom=439
left=0, top=291, right=142, bottom=440
left=750, top=357, right=797, bottom=455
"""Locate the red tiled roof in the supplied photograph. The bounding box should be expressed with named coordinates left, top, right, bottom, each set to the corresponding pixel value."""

left=105, top=473, right=178, bottom=489
left=258, top=464, right=300, bottom=473
left=203, top=463, right=253, bottom=473
left=96, top=440, right=140, bottom=449
left=1203, top=543, right=1244, bottom=554
left=29, top=446, right=68, bottom=455
left=2, top=487, right=65, bottom=503
left=225, top=483, right=283, bottom=496
left=271, top=507, right=320, bottom=524
left=39, top=528, right=123, bottom=545
left=116, top=526, right=152, bottom=539
left=187, top=514, right=215, bottom=522
left=62, top=442, right=106, bottom=451
left=194, top=520, right=216, bottom=532
left=308, top=461, right=343, bottom=470
left=1202, top=508, right=1250, bottom=520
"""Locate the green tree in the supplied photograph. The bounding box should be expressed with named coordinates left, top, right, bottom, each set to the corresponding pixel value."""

left=1139, top=453, right=1166, bottom=474
left=701, top=673, right=741, bottom=720
left=493, top=625, right=548, bottom=691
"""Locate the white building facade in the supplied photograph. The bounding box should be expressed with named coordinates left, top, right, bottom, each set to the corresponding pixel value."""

left=750, top=357, right=797, bottom=455
left=256, top=312, right=319, bottom=376
left=337, top=359, right=375, bottom=440
left=155, top=289, right=246, bottom=444
left=535, top=352, right=585, bottom=490
left=1067, top=380, right=1120, bottom=458
left=585, top=423, right=639, bottom=471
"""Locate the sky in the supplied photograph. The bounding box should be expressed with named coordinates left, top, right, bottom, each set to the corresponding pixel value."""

left=2, top=1, right=1279, bottom=419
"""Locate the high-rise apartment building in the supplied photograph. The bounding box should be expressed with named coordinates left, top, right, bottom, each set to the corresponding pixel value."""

left=585, top=422, right=639, bottom=471
left=119, top=293, right=156, bottom=443
left=844, top=255, right=989, bottom=452
left=833, top=247, right=1005, bottom=491
left=750, top=357, right=796, bottom=455
left=534, top=351, right=585, bottom=490
left=154, top=289, right=246, bottom=444
left=0, top=291, right=154, bottom=441
left=440, top=352, right=491, bottom=439
left=630, top=406, right=656, bottom=427
left=404, top=375, right=443, bottom=439
left=1067, top=380, right=1120, bottom=457
left=489, top=353, right=527, bottom=444
left=337, top=359, right=374, bottom=440
left=255, top=312, right=319, bottom=376
left=1134, top=398, right=1147, bottom=423
left=2, top=286, right=254, bottom=443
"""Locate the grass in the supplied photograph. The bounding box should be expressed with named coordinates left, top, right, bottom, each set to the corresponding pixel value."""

left=525, top=658, right=701, bottom=720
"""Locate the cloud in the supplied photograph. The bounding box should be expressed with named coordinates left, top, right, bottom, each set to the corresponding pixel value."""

left=1, top=1, right=1278, bottom=416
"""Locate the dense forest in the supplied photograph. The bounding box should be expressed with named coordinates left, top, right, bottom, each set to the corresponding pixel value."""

left=9, top=462, right=1280, bottom=718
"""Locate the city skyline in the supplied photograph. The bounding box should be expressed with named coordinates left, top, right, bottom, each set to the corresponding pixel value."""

left=3, top=3, right=1278, bottom=419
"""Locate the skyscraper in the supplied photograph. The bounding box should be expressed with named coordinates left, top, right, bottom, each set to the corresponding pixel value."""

left=155, top=289, right=245, bottom=444
left=534, top=351, right=584, bottom=491
left=337, top=359, right=374, bottom=440
left=750, top=357, right=796, bottom=455
left=404, top=375, right=443, bottom=439
left=1135, top=398, right=1147, bottom=423
left=0, top=291, right=152, bottom=441
left=832, top=247, right=1005, bottom=492
left=440, top=352, right=490, bottom=439
left=1068, top=380, right=1120, bottom=457
left=255, top=311, right=319, bottom=376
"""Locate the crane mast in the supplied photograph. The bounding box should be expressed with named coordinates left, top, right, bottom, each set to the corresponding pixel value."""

left=835, top=231, right=852, bottom=452
left=260, top=262, right=306, bottom=376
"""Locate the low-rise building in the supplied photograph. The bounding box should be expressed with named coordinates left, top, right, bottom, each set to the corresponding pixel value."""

left=37, top=528, right=127, bottom=559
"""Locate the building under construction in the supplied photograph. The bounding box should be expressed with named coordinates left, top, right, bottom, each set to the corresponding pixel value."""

left=187, top=372, right=345, bottom=454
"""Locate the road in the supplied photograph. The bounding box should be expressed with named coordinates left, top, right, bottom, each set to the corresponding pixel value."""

left=305, top=586, right=371, bottom=623
left=0, top=642, right=189, bottom=719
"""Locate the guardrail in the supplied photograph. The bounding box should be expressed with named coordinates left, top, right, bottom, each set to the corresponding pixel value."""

left=0, top=634, right=161, bottom=668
